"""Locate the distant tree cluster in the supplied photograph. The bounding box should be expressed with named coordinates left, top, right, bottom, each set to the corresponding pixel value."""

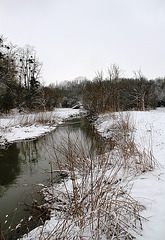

left=82, top=65, right=165, bottom=114
left=0, top=36, right=165, bottom=114
left=57, top=77, right=87, bottom=108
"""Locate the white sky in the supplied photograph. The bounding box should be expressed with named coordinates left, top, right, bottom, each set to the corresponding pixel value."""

left=1, top=0, right=165, bottom=85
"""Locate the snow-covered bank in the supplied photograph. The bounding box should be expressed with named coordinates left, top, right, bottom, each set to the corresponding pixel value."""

left=95, top=108, right=165, bottom=240
left=0, top=108, right=85, bottom=146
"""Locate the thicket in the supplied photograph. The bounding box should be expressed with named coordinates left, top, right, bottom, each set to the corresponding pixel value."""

left=1, top=37, right=165, bottom=114
left=0, top=36, right=45, bottom=112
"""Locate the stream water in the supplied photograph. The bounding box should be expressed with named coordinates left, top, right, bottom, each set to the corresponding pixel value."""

left=0, top=117, right=106, bottom=239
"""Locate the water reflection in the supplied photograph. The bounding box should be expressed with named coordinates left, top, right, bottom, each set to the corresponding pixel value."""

left=0, top=144, right=20, bottom=187
left=18, top=140, right=39, bottom=163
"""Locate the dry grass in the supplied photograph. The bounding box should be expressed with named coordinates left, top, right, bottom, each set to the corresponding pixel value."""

left=15, top=112, right=56, bottom=127
left=104, top=112, right=158, bottom=175
left=35, top=131, right=149, bottom=240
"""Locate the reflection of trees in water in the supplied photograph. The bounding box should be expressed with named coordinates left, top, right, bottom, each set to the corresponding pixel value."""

left=18, top=140, right=41, bottom=176
left=0, top=144, right=20, bottom=186
left=79, top=117, right=113, bottom=154
left=18, top=140, right=39, bottom=163
left=65, top=117, right=92, bottom=143
left=71, top=117, right=109, bottom=154
left=0, top=140, right=40, bottom=191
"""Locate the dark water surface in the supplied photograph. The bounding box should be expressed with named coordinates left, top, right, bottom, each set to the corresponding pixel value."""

left=0, top=117, right=106, bottom=239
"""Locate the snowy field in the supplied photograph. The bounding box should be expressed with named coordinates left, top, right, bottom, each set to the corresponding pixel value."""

left=0, top=108, right=85, bottom=146
left=130, top=108, right=165, bottom=240
left=95, top=108, right=165, bottom=240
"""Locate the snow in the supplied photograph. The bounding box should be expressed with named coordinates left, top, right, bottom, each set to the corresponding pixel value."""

left=0, top=108, right=85, bottom=146
left=95, top=108, right=165, bottom=240
left=1, top=107, right=165, bottom=239
left=127, top=109, right=165, bottom=240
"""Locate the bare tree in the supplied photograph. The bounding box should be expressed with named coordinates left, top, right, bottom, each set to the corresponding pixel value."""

left=18, top=45, right=43, bottom=109
left=18, top=45, right=42, bottom=89
left=107, top=64, right=123, bottom=111
left=133, top=70, right=147, bottom=110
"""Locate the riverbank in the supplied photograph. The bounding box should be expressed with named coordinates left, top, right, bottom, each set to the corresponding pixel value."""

left=94, top=107, right=165, bottom=240
left=0, top=108, right=86, bottom=146
left=20, top=107, right=165, bottom=239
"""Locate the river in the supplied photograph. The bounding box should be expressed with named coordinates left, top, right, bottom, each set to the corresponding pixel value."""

left=0, top=117, right=107, bottom=239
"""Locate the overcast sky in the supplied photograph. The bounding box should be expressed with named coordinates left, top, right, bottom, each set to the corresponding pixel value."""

left=1, top=0, right=165, bottom=85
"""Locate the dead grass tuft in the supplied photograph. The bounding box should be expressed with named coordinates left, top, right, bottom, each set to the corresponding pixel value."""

left=106, top=112, right=158, bottom=175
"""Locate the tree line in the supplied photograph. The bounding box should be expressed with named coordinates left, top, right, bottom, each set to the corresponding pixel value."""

left=0, top=36, right=165, bottom=114
left=82, top=65, right=165, bottom=114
